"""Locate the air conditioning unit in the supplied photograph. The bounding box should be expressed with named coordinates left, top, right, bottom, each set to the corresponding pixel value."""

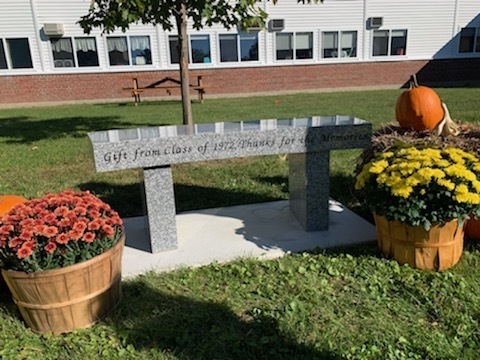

left=369, top=17, right=383, bottom=28
left=43, top=23, right=64, bottom=37
left=270, top=19, right=285, bottom=31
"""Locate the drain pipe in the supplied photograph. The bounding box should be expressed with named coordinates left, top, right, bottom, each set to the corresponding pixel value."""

left=30, top=0, right=45, bottom=72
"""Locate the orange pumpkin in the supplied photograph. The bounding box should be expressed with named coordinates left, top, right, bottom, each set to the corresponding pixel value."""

left=465, top=216, right=480, bottom=240
left=395, top=75, right=444, bottom=131
left=0, top=195, right=28, bottom=216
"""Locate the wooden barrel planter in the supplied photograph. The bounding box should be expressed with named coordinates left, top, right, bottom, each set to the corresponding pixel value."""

left=374, top=214, right=464, bottom=271
left=1, top=236, right=124, bottom=334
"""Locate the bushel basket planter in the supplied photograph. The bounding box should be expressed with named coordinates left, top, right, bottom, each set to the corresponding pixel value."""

left=374, top=214, right=464, bottom=271
left=1, top=235, right=124, bottom=335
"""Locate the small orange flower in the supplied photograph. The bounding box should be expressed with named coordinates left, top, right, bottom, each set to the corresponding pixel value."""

left=17, top=244, right=33, bottom=259
left=43, top=226, right=58, bottom=238
left=82, top=232, right=96, bottom=243
left=102, top=225, right=115, bottom=237
left=8, top=237, right=22, bottom=248
left=44, top=241, right=57, bottom=254
left=19, top=229, right=33, bottom=241
left=68, top=229, right=83, bottom=241
left=55, top=233, right=70, bottom=244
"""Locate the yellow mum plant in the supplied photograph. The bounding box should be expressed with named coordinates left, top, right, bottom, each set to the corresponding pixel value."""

left=355, top=146, right=480, bottom=230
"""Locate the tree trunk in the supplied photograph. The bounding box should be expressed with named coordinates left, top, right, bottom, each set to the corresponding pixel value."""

left=176, top=2, right=193, bottom=127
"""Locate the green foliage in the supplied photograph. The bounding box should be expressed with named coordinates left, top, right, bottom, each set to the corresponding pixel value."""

left=79, top=0, right=323, bottom=33
left=3, top=247, right=480, bottom=358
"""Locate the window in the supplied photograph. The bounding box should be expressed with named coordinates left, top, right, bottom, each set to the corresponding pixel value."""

left=169, top=35, right=211, bottom=64
left=219, top=33, right=258, bottom=62
left=0, top=38, right=33, bottom=69
left=373, top=29, right=407, bottom=57
left=130, top=36, right=152, bottom=65
left=51, top=37, right=99, bottom=68
left=0, top=41, right=7, bottom=69
left=191, top=35, right=210, bottom=63
left=76, top=37, right=99, bottom=66
left=107, top=37, right=129, bottom=65
left=276, top=32, right=313, bottom=60
left=296, top=32, right=313, bottom=59
left=276, top=33, right=293, bottom=60
left=51, top=38, right=75, bottom=67
left=322, top=31, right=357, bottom=58
left=107, top=36, right=152, bottom=66
left=459, top=27, right=480, bottom=53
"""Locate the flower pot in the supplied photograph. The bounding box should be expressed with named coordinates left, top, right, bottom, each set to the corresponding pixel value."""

left=374, top=214, right=464, bottom=271
left=1, top=235, right=124, bottom=334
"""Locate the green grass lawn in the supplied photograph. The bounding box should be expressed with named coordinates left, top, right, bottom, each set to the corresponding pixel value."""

left=2, top=88, right=480, bottom=359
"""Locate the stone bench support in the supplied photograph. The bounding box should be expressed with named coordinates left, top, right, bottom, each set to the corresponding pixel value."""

left=89, top=116, right=371, bottom=253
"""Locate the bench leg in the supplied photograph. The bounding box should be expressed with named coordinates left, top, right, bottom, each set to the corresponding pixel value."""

left=143, top=166, right=178, bottom=252
left=288, top=151, right=330, bottom=231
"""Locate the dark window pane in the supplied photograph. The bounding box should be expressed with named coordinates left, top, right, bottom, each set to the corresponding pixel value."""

left=7, top=38, right=33, bottom=68
left=477, top=31, right=480, bottom=52
left=240, top=34, right=258, bottom=61
left=75, top=37, right=99, bottom=67
left=191, top=35, right=210, bottom=63
left=169, top=36, right=180, bottom=64
left=373, top=30, right=388, bottom=56
left=130, top=36, right=152, bottom=65
left=219, top=34, right=238, bottom=62
left=390, top=30, right=407, bottom=55
left=51, top=38, right=75, bottom=67
left=0, top=41, right=7, bottom=69
left=107, top=37, right=129, bottom=65
left=459, top=27, right=475, bottom=53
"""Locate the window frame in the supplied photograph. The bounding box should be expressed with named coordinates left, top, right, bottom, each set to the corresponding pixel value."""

left=0, top=37, right=34, bottom=70
left=218, top=32, right=260, bottom=63
left=168, top=34, right=212, bottom=66
left=371, top=29, right=408, bottom=58
left=50, top=36, right=101, bottom=69
left=106, top=35, right=153, bottom=67
left=275, top=31, right=314, bottom=61
left=321, top=30, right=358, bottom=59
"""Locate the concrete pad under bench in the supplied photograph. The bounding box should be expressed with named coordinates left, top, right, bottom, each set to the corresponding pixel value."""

left=121, top=200, right=376, bottom=277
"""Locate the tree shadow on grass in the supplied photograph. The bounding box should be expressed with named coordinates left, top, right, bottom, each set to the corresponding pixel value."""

left=106, top=278, right=341, bottom=360
left=0, top=115, right=172, bottom=144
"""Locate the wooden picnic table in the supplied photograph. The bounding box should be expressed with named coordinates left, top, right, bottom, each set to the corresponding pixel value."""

left=123, top=75, right=208, bottom=105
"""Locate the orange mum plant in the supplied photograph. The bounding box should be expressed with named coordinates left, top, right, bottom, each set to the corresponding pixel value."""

left=0, top=190, right=123, bottom=273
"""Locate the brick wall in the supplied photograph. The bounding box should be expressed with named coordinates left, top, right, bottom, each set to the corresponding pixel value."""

left=1, top=58, right=479, bottom=106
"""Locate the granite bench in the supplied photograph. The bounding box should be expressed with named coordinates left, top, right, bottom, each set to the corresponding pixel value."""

left=88, top=116, right=372, bottom=253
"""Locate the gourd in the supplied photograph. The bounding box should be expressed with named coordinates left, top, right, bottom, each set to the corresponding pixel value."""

left=395, top=74, right=444, bottom=131
left=0, top=195, right=28, bottom=216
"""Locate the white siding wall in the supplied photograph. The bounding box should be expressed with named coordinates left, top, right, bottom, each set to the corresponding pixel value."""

left=0, top=0, right=478, bottom=76
left=366, top=0, right=458, bottom=59
left=0, top=0, right=40, bottom=73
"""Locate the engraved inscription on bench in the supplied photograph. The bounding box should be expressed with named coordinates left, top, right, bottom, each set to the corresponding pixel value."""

left=89, top=116, right=372, bottom=253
